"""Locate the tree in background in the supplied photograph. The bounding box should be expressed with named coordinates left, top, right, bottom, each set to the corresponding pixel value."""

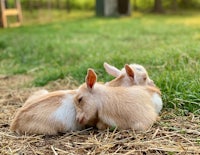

left=171, top=0, right=178, bottom=11
left=19, top=0, right=200, bottom=12
left=153, top=0, right=164, bottom=13
left=133, top=0, right=138, bottom=10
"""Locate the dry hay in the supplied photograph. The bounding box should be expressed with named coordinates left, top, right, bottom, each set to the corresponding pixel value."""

left=0, top=75, right=199, bottom=155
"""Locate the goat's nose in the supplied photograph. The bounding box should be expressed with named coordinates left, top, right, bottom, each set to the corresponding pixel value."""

left=76, top=116, right=79, bottom=122
left=76, top=113, right=85, bottom=124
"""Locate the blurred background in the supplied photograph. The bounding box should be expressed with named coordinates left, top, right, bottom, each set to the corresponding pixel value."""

left=1, top=0, right=200, bottom=26
left=0, top=0, right=199, bottom=113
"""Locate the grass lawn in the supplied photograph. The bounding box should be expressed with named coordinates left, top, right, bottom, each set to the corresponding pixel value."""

left=0, top=10, right=199, bottom=154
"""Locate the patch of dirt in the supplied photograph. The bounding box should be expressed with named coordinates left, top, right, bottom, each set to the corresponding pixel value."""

left=0, top=75, right=199, bottom=154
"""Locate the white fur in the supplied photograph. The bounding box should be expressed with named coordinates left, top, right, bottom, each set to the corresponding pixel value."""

left=151, top=93, right=163, bottom=113
left=51, top=94, right=82, bottom=131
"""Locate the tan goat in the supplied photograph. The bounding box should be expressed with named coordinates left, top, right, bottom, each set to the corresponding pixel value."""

left=104, top=62, right=163, bottom=113
left=10, top=90, right=84, bottom=135
left=74, top=69, right=159, bottom=131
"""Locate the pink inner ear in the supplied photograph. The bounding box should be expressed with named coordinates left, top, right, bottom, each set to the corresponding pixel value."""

left=88, top=82, right=93, bottom=89
left=125, top=64, right=134, bottom=78
left=86, top=69, right=97, bottom=89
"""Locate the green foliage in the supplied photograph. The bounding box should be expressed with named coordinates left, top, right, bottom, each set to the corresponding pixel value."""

left=0, top=11, right=199, bottom=114
left=131, top=0, right=200, bottom=11
left=70, top=0, right=95, bottom=10
left=17, top=0, right=200, bottom=11
left=20, top=0, right=95, bottom=10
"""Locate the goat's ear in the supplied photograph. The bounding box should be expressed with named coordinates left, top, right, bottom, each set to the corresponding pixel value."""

left=125, top=64, right=134, bottom=79
left=86, top=68, right=97, bottom=90
left=104, top=62, right=121, bottom=77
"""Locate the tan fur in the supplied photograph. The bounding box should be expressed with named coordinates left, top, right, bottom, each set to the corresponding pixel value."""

left=145, top=86, right=161, bottom=96
left=74, top=69, right=158, bottom=131
left=10, top=90, right=83, bottom=135
left=104, top=63, right=155, bottom=87
left=104, top=63, right=163, bottom=114
left=106, top=74, right=135, bottom=87
left=23, top=89, right=49, bottom=107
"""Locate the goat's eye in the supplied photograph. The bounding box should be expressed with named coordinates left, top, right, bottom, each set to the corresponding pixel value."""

left=143, top=77, right=147, bottom=81
left=78, top=97, right=83, bottom=103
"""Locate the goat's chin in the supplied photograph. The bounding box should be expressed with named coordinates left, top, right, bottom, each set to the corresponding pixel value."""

left=147, top=80, right=156, bottom=87
left=148, top=83, right=156, bottom=87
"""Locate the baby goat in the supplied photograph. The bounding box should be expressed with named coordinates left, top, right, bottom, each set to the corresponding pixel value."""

left=10, top=90, right=84, bottom=135
left=104, top=62, right=163, bottom=113
left=74, top=69, right=159, bottom=131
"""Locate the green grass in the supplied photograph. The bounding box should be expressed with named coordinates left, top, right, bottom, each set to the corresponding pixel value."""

left=0, top=10, right=199, bottom=114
